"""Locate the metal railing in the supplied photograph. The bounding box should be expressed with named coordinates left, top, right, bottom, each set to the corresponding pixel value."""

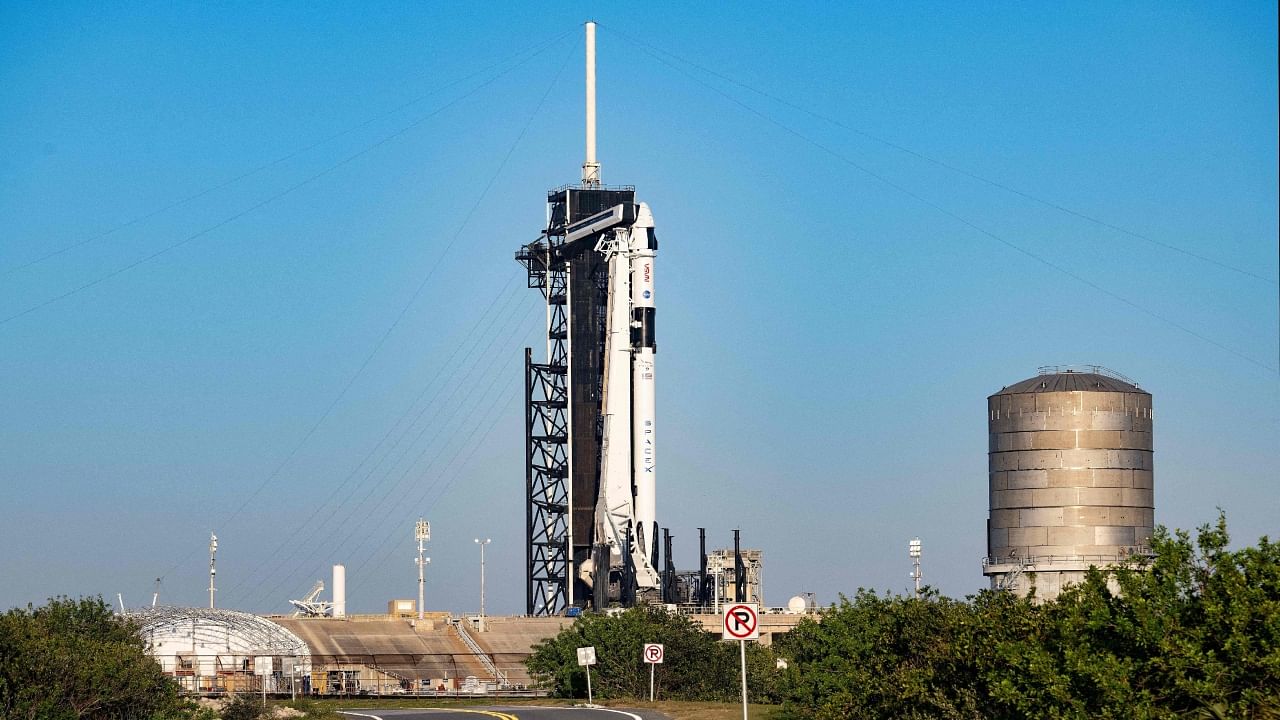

left=449, top=620, right=508, bottom=687
left=1036, top=365, right=1139, bottom=386
left=153, top=653, right=541, bottom=698
left=982, top=550, right=1153, bottom=569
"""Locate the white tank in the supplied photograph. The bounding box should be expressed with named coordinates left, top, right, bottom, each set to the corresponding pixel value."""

left=787, top=595, right=807, bottom=613
left=984, top=367, right=1154, bottom=601
left=332, top=564, right=346, bottom=618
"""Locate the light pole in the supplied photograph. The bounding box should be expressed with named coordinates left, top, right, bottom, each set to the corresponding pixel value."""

left=474, top=538, right=491, bottom=616
left=416, top=519, right=431, bottom=620
left=909, top=538, right=922, bottom=597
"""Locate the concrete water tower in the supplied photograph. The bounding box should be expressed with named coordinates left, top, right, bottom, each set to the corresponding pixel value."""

left=983, top=366, right=1154, bottom=600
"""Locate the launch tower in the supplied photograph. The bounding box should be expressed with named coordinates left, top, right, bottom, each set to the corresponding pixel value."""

left=516, top=22, right=662, bottom=614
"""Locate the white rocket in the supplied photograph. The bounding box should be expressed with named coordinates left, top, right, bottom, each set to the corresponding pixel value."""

left=589, top=202, right=661, bottom=592
left=629, top=204, right=658, bottom=566
left=575, top=21, right=662, bottom=595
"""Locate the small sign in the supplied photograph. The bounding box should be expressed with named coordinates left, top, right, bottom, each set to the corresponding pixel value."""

left=722, top=603, right=759, bottom=640
left=643, top=643, right=664, bottom=664
left=576, top=646, right=597, bottom=666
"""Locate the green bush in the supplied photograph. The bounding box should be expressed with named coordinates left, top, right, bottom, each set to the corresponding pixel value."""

left=219, top=694, right=265, bottom=720
left=0, top=596, right=191, bottom=720
left=525, top=604, right=779, bottom=702
left=773, top=513, right=1280, bottom=720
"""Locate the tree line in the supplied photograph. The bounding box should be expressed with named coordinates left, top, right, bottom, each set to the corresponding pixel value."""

left=0, top=596, right=190, bottom=720
left=0, top=513, right=1274, bottom=718
left=525, top=513, right=1279, bottom=719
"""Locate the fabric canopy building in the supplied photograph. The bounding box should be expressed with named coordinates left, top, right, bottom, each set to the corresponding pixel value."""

left=129, top=606, right=310, bottom=694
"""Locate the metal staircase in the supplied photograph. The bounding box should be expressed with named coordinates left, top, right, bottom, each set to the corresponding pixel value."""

left=449, top=618, right=507, bottom=687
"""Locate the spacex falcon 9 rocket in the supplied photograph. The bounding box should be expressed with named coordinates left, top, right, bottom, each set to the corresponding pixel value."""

left=517, top=22, right=663, bottom=613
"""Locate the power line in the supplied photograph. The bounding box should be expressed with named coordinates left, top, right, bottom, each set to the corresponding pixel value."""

left=149, top=31, right=575, bottom=587
left=230, top=281, right=533, bottom=606
left=347, top=329, right=536, bottom=606
left=234, top=38, right=578, bottom=610
left=0, top=29, right=574, bottom=279
left=0, top=34, right=563, bottom=329
left=602, top=24, right=1276, bottom=287
left=249, top=302, right=539, bottom=611
left=218, top=273, right=525, bottom=602
left=615, top=30, right=1278, bottom=376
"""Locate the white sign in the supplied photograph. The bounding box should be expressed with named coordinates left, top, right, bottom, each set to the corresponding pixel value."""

left=576, top=646, right=597, bottom=666
left=643, top=643, right=664, bottom=664
left=722, top=603, right=759, bottom=640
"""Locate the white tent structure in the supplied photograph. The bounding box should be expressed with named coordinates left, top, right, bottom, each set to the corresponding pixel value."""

left=129, top=606, right=310, bottom=695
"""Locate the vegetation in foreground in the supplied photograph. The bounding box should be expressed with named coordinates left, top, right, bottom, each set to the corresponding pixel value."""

left=1, top=512, right=1274, bottom=719
left=0, top=596, right=190, bottom=720
left=526, top=513, right=1279, bottom=719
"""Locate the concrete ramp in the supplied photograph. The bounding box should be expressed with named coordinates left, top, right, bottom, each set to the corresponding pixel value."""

left=466, top=617, right=572, bottom=686
left=270, top=617, right=489, bottom=684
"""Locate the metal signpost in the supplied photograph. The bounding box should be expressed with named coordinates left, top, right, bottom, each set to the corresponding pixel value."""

left=722, top=603, right=759, bottom=720
left=643, top=643, right=664, bottom=701
left=576, top=646, right=597, bottom=705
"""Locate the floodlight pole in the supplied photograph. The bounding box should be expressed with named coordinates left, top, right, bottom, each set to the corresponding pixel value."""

left=909, top=537, right=922, bottom=597
left=475, top=538, right=491, bottom=616
left=416, top=519, right=431, bottom=620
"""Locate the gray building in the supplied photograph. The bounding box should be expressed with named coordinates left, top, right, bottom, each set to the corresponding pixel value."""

left=983, top=367, right=1154, bottom=600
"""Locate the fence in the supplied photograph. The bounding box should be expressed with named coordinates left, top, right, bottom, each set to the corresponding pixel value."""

left=158, top=653, right=546, bottom=698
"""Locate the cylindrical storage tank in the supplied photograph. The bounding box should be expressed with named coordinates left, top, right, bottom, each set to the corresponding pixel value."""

left=332, top=564, right=346, bottom=618
left=983, top=367, right=1154, bottom=600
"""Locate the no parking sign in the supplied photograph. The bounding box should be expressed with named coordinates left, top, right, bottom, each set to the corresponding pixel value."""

left=643, top=643, right=664, bottom=664
left=722, top=603, right=759, bottom=640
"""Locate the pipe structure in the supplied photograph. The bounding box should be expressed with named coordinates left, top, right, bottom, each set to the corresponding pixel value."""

left=734, top=530, right=745, bottom=603
left=582, top=21, right=600, bottom=185
left=699, top=528, right=708, bottom=609
left=332, top=564, right=346, bottom=618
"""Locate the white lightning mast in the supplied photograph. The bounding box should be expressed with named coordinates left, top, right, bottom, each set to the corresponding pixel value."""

left=582, top=21, right=600, bottom=185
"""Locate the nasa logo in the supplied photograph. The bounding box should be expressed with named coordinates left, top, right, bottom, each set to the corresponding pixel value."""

left=643, top=290, right=651, bottom=299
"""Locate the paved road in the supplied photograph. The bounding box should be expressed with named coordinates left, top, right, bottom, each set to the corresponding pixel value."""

left=339, top=706, right=666, bottom=720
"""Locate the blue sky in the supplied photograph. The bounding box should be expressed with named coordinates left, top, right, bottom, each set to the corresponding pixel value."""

left=1, top=2, right=1276, bottom=614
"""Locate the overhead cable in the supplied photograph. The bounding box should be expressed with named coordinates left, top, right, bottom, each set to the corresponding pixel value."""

left=613, top=29, right=1278, bottom=376
left=0, top=33, right=566, bottom=329
left=1, top=29, right=574, bottom=279
left=602, top=24, right=1275, bottom=286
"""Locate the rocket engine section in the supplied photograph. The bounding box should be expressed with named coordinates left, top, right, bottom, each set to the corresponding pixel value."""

left=590, top=202, right=662, bottom=598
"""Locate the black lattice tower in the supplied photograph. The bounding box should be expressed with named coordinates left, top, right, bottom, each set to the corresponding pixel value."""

left=518, top=184, right=635, bottom=615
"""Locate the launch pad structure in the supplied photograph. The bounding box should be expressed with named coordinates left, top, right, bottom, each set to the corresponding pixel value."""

left=516, top=23, right=664, bottom=615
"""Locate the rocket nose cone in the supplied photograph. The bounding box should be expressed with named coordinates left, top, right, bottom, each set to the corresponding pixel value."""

left=635, top=201, right=654, bottom=228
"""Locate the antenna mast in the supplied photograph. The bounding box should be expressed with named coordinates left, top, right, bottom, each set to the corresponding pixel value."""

left=208, top=533, right=218, bottom=609
left=582, top=21, right=600, bottom=185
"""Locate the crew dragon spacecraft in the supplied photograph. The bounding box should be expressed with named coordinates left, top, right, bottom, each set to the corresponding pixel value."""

left=517, top=22, right=664, bottom=614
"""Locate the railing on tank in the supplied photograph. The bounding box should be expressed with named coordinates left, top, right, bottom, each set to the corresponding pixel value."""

left=1035, top=364, right=1140, bottom=386
left=982, top=548, right=1154, bottom=570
